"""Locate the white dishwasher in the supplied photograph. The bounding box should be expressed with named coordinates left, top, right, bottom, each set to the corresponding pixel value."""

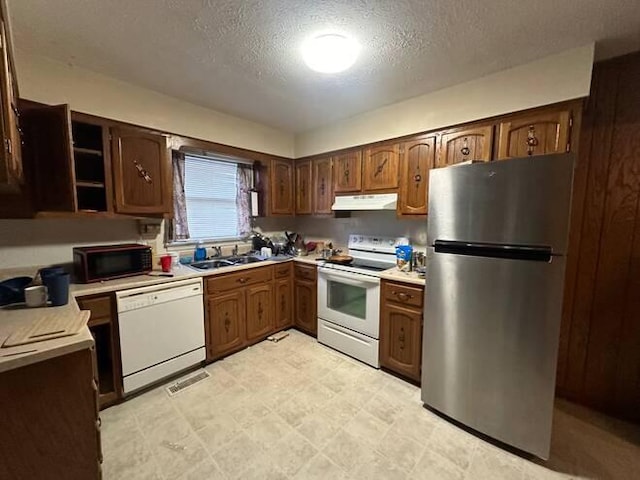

left=116, top=278, right=205, bottom=394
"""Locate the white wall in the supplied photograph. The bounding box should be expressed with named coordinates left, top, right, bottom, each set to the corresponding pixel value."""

left=255, top=211, right=428, bottom=248
left=0, top=219, right=141, bottom=269
left=2, top=46, right=595, bottom=270
left=295, top=45, right=595, bottom=157
left=15, top=51, right=295, bottom=158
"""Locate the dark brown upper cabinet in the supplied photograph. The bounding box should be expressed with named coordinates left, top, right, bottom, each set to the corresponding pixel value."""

left=362, top=143, right=400, bottom=192
left=269, top=159, right=294, bottom=215
left=21, top=104, right=76, bottom=212
left=20, top=106, right=113, bottom=215
left=436, top=125, right=494, bottom=168
left=398, top=136, right=435, bottom=216
left=0, top=0, right=22, bottom=193
left=295, top=159, right=312, bottom=215
left=111, top=127, right=171, bottom=215
left=333, top=151, right=362, bottom=193
left=313, top=156, right=333, bottom=214
left=496, top=109, right=572, bottom=160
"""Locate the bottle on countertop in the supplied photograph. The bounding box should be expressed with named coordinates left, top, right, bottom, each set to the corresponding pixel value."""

left=395, top=237, right=413, bottom=272
left=194, top=241, right=207, bottom=262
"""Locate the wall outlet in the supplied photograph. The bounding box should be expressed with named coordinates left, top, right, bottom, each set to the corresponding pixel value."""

left=137, top=219, right=162, bottom=238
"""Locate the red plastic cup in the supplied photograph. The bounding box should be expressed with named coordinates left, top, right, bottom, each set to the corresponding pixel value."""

left=160, top=255, right=173, bottom=272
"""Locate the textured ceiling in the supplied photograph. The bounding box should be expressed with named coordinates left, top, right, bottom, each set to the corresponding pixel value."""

left=10, top=0, right=640, bottom=133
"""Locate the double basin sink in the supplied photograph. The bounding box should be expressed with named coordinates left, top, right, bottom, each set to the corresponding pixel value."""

left=189, top=255, right=264, bottom=271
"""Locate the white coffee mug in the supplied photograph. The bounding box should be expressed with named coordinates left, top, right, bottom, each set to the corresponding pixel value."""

left=260, top=247, right=273, bottom=258
left=24, top=285, right=48, bottom=307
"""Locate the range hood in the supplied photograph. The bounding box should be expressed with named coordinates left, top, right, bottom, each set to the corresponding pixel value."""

left=331, top=193, right=398, bottom=211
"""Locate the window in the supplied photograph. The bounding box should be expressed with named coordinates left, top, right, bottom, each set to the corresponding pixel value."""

left=171, top=153, right=252, bottom=242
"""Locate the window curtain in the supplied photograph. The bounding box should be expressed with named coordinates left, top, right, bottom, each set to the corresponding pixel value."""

left=236, top=164, right=252, bottom=237
left=172, top=150, right=190, bottom=240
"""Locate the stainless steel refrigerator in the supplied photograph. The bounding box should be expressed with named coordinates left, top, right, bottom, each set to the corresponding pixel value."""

left=421, top=154, right=575, bottom=459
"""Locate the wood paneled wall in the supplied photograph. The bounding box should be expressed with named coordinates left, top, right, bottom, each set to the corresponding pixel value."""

left=557, top=52, right=640, bottom=422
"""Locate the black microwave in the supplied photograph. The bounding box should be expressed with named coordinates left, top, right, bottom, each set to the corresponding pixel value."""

left=73, top=244, right=153, bottom=283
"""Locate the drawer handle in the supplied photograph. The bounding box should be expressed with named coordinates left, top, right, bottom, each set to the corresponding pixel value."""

left=237, top=278, right=247, bottom=284
left=392, top=291, right=413, bottom=301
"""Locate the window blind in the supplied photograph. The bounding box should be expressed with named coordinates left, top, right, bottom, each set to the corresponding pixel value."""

left=183, top=155, right=239, bottom=240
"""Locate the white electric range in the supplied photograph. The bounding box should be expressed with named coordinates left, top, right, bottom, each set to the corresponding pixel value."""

left=317, top=234, right=399, bottom=367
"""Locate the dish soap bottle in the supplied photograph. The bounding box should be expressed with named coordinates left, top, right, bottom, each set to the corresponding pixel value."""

left=194, top=241, right=207, bottom=262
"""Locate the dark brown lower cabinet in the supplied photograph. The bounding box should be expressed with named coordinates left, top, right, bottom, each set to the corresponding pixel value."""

left=293, top=263, right=317, bottom=337
left=205, top=264, right=277, bottom=361
left=0, top=348, right=102, bottom=480
left=76, top=293, right=123, bottom=409
left=379, top=280, right=424, bottom=383
left=274, top=263, right=294, bottom=330
left=207, top=290, right=246, bottom=360
left=246, top=283, right=275, bottom=342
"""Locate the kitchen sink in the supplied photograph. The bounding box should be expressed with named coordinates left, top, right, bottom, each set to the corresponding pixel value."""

left=189, top=255, right=264, bottom=270
left=225, top=256, right=264, bottom=264
left=189, top=259, right=235, bottom=270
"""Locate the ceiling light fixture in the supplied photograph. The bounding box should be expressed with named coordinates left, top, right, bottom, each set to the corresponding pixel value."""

left=301, top=33, right=360, bottom=73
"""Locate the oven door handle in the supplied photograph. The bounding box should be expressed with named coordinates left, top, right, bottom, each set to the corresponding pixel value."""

left=319, top=269, right=380, bottom=286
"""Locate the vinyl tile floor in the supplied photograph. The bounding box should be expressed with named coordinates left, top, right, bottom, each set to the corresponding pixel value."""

left=101, top=330, right=640, bottom=480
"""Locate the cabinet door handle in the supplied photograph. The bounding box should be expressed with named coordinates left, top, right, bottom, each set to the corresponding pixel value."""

left=224, top=312, right=231, bottom=333
left=399, top=327, right=405, bottom=350
left=320, top=178, right=326, bottom=195
left=280, top=294, right=286, bottom=313
left=374, top=158, right=388, bottom=177
left=460, top=138, right=471, bottom=157
left=134, top=160, right=153, bottom=184
left=237, top=277, right=247, bottom=284
left=258, top=301, right=263, bottom=320
left=414, top=174, right=422, bottom=183
left=344, top=168, right=349, bottom=181
left=526, top=125, right=539, bottom=155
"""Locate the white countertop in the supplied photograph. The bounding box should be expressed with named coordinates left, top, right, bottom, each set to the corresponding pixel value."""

left=0, top=256, right=424, bottom=373
left=379, top=267, right=426, bottom=286
left=0, top=256, right=322, bottom=373
left=0, top=297, right=94, bottom=374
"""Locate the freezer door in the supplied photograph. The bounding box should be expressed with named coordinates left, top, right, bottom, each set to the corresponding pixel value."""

left=421, top=250, right=566, bottom=459
left=427, top=154, right=574, bottom=252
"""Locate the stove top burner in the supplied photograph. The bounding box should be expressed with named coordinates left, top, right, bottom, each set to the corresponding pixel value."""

left=348, top=261, right=389, bottom=272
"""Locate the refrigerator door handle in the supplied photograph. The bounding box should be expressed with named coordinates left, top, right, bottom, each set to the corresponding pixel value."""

left=433, top=240, right=554, bottom=262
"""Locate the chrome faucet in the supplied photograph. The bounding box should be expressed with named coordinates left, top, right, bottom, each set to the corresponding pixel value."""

left=211, top=246, right=222, bottom=258
left=232, top=244, right=239, bottom=256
